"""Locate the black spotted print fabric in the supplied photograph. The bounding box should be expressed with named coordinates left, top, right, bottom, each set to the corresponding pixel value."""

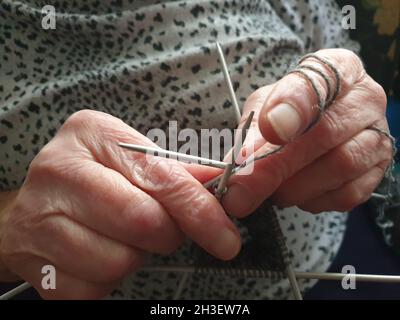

left=0, top=0, right=358, bottom=299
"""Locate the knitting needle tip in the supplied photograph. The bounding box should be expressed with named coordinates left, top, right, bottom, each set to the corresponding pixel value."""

left=118, top=142, right=228, bottom=169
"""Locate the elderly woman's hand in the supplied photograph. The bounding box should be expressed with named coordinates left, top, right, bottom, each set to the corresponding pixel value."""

left=0, top=110, right=240, bottom=299
left=222, top=49, right=393, bottom=217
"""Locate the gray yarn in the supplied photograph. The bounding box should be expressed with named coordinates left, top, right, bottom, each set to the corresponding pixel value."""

left=299, top=53, right=342, bottom=106
left=296, top=64, right=333, bottom=105
left=288, top=68, right=324, bottom=112
left=367, top=125, right=397, bottom=246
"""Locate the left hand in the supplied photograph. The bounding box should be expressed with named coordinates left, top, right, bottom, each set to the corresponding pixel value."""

left=221, top=48, right=393, bottom=216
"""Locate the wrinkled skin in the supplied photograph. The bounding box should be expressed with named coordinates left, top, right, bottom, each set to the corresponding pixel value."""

left=0, top=49, right=392, bottom=299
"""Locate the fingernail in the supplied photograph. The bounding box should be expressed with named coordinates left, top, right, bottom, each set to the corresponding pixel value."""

left=222, top=183, right=255, bottom=217
left=212, top=228, right=241, bottom=260
left=267, top=103, right=301, bottom=142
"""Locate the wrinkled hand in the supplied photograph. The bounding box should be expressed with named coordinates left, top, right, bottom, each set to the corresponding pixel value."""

left=0, top=110, right=241, bottom=299
left=222, top=49, right=392, bottom=217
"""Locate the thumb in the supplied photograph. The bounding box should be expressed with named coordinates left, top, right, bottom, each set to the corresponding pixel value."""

left=258, top=49, right=363, bottom=145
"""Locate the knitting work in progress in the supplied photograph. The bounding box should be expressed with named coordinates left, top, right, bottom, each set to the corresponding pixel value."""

left=118, top=43, right=399, bottom=301
left=1, top=43, right=399, bottom=301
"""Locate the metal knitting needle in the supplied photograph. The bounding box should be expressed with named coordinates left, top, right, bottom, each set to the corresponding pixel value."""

left=0, top=282, right=31, bottom=300
left=213, top=42, right=253, bottom=198
left=7, top=269, right=400, bottom=301
left=142, top=266, right=400, bottom=284
left=204, top=43, right=246, bottom=192
left=214, top=111, right=254, bottom=199
left=216, top=41, right=242, bottom=124
left=118, top=142, right=228, bottom=169
left=172, top=43, right=250, bottom=300
left=295, top=272, right=400, bottom=283
left=371, top=193, right=389, bottom=201
left=117, top=142, right=233, bottom=192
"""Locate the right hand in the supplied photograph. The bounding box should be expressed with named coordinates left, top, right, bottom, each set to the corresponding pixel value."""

left=0, top=110, right=241, bottom=299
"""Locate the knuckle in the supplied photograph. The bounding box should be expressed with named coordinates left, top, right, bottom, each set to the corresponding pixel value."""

left=341, top=49, right=363, bottom=67
left=61, top=109, right=96, bottom=131
left=337, top=137, right=366, bottom=175
left=28, top=150, right=73, bottom=186
left=28, top=150, right=63, bottom=182
left=176, top=186, right=216, bottom=224
left=174, top=183, right=202, bottom=211
left=314, top=110, right=343, bottom=152
left=317, top=49, right=365, bottom=90
left=365, top=78, right=387, bottom=113
left=30, top=141, right=53, bottom=168
left=333, top=128, right=393, bottom=179
left=158, top=166, right=191, bottom=196
left=334, top=49, right=364, bottom=75
left=381, top=137, right=394, bottom=162
left=60, top=109, right=122, bottom=136
left=59, top=110, right=128, bottom=149
left=374, top=161, right=390, bottom=183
